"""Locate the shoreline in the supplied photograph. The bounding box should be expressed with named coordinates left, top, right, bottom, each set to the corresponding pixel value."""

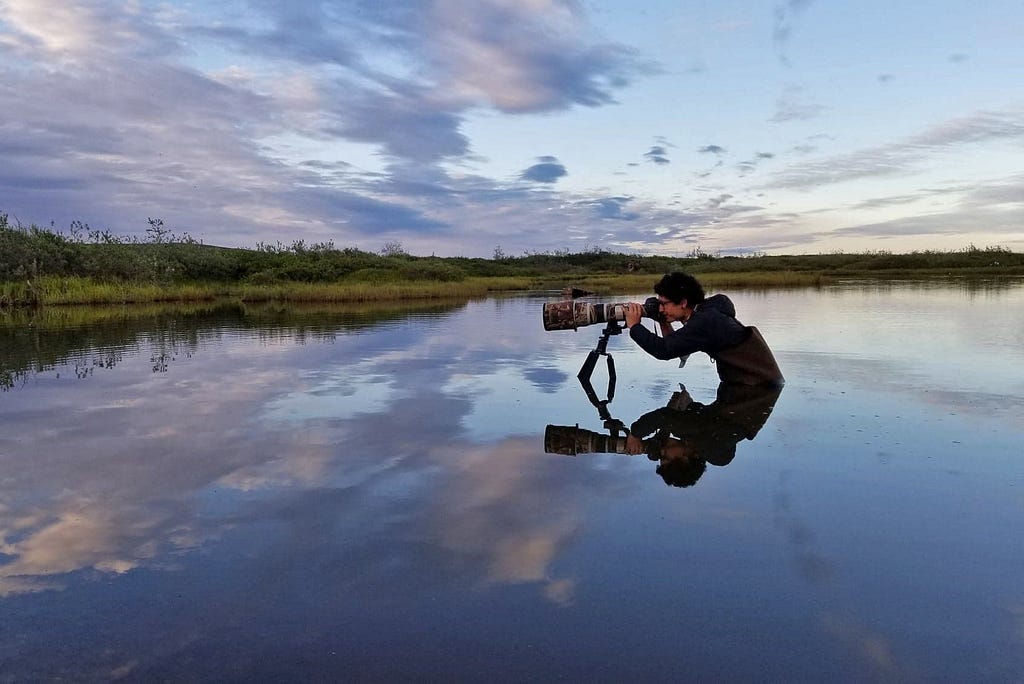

left=3, top=269, right=1022, bottom=310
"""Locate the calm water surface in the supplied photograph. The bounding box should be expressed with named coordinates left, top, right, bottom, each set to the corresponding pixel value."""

left=1, top=282, right=1023, bottom=681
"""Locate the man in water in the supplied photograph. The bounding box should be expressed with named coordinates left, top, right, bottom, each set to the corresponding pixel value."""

left=623, top=272, right=784, bottom=386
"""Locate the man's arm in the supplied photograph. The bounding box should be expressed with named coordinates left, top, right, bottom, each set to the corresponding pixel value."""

left=630, top=323, right=688, bottom=360
left=626, top=304, right=704, bottom=361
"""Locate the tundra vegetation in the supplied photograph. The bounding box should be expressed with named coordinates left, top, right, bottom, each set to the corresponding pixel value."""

left=2, top=212, right=1021, bottom=309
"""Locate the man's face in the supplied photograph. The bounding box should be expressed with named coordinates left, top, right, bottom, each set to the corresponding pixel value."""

left=658, top=438, right=696, bottom=463
left=657, top=296, right=689, bottom=323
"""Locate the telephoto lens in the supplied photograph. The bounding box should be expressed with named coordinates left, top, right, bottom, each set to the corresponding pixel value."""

left=542, top=296, right=660, bottom=331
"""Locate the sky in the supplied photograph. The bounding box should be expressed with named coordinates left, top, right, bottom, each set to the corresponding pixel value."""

left=1, top=0, right=1022, bottom=257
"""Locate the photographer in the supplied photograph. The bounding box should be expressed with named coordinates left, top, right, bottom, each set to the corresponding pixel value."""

left=623, top=272, right=784, bottom=386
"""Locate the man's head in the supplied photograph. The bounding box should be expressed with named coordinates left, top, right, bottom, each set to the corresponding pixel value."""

left=655, top=456, right=707, bottom=488
left=646, top=436, right=706, bottom=487
left=654, top=272, right=705, bottom=323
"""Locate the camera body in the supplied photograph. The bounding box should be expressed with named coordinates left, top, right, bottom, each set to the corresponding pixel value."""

left=542, top=296, right=661, bottom=331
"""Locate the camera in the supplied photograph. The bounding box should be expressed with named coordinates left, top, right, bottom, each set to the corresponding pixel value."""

left=542, top=296, right=661, bottom=331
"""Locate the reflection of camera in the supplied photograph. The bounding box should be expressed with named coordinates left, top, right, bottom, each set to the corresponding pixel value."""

left=544, top=424, right=631, bottom=456
left=542, top=296, right=661, bottom=331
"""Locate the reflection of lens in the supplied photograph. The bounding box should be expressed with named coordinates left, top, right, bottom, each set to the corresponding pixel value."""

left=544, top=425, right=631, bottom=455
left=544, top=424, right=581, bottom=454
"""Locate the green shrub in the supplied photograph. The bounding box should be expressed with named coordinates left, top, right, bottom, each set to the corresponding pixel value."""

left=398, top=259, right=466, bottom=281
left=347, top=268, right=402, bottom=283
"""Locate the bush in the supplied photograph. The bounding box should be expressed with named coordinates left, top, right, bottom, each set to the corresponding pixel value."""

left=347, top=268, right=401, bottom=283
left=398, top=259, right=466, bottom=282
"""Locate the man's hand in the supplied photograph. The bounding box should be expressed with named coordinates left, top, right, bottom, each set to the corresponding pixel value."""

left=624, top=302, right=643, bottom=328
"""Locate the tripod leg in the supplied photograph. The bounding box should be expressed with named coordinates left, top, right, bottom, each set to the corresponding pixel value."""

left=605, top=353, right=617, bottom=402
left=578, top=350, right=599, bottom=381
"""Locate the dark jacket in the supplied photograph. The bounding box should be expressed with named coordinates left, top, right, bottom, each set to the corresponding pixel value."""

left=629, top=294, right=784, bottom=386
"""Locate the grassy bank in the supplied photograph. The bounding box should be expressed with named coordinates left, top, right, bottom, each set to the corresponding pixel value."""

left=555, top=270, right=833, bottom=294
left=3, top=211, right=1022, bottom=309
left=0, top=276, right=538, bottom=308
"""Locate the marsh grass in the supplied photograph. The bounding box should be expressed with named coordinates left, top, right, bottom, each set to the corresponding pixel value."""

left=0, top=276, right=221, bottom=307
left=230, top=277, right=533, bottom=303
left=0, top=275, right=540, bottom=308
left=550, top=270, right=830, bottom=294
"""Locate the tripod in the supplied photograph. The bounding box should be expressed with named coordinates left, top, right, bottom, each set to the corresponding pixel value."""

left=577, top=319, right=627, bottom=434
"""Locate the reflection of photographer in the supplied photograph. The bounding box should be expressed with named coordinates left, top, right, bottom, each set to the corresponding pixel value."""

left=629, top=382, right=783, bottom=487
left=545, top=382, right=783, bottom=488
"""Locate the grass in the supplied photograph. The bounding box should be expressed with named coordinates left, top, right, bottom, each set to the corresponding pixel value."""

left=550, top=270, right=832, bottom=294
left=0, top=275, right=542, bottom=308
left=1, top=277, right=219, bottom=307
left=229, top=277, right=535, bottom=303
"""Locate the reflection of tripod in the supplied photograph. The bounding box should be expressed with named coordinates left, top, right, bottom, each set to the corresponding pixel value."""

left=577, top=319, right=627, bottom=434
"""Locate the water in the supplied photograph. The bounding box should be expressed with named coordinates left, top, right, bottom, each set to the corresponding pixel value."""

left=2, top=282, right=1023, bottom=681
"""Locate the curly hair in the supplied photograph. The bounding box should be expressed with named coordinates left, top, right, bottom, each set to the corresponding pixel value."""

left=655, top=458, right=707, bottom=488
left=654, top=272, right=706, bottom=306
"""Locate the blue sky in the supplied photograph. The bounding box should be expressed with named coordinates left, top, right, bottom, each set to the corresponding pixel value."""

left=1, top=0, right=1022, bottom=257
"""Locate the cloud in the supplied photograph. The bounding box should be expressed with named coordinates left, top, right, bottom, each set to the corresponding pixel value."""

left=849, top=194, right=924, bottom=210
left=833, top=202, right=1024, bottom=240
left=770, top=86, right=825, bottom=122
left=590, top=196, right=640, bottom=220
left=823, top=175, right=1024, bottom=243
left=737, top=151, right=776, bottom=175
left=0, top=0, right=179, bottom=61
left=4, top=1, right=1018, bottom=258
left=766, top=108, right=1024, bottom=190
left=520, top=156, right=568, bottom=183
left=192, top=1, right=641, bottom=115
left=425, top=2, right=641, bottom=113
left=644, top=145, right=670, bottom=165
left=322, top=87, right=471, bottom=162
left=773, top=0, right=816, bottom=64
left=188, top=9, right=360, bottom=71
left=642, top=136, right=674, bottom=165
left=283, top=185, right=450, bottom=234
left=707, top=194, right=734, bottom=209
left=0, top=0, right=643, bottom=251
